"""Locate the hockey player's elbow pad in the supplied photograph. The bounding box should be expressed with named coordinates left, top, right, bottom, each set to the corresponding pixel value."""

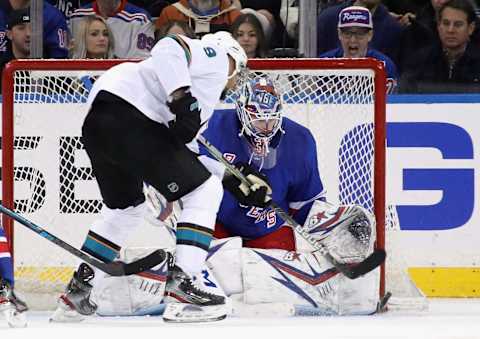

left=167, top=90, right=201, bottom=144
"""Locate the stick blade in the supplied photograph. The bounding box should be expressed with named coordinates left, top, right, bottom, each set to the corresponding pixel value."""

left=338, top=249, right=386, bottom=279
left=101, top=249, right=167, bottom=276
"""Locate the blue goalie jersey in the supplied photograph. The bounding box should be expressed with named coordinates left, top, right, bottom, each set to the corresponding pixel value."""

left=200, top=109, right=326, bottom=239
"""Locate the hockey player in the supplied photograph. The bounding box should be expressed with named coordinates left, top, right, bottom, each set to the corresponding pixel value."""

left=202, top=77, right=325, bottom=250
left=49, top=31, right=272, bottom=323
left=200, top=77, right=380, bottom=315
left=0, top=227, right=28, bottom=327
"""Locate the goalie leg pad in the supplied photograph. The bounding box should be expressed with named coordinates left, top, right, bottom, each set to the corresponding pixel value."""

left=240, top=248, right=379, bottom=315
left=91, top=247, right=170, bottom=316
left=206, top=237, right=244, bottom=296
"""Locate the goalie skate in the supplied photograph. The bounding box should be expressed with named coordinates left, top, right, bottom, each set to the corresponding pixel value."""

left=163, top=265, right=229, bottom=323
left=50, top=263, right=98, bottom=323
left=0, top=278, right=28, bottom=328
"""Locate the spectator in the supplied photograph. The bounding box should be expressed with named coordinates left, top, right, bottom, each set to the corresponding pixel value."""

left=70, top=15, right=115, bottom=58
left=316, top=0, right=404, bottom=62
left=0, top=0, right=68, bottom=59
left=46, top=0, right=93, bottom=19
left=155, top=19, right=196, bottom=40
left=155, top=0, right=240, bottom=37
left=395, top=0, right=449, bottom=72
left=240, top=0, right=294, bottom=48
left=0, top=8, right=30, bottom=77
left=231, top=13, right=267, bottom=58
left=69, top=0, right=154, bottom=59
left=320, top=6, right=398, bottom=93
left=400, top=0, right=480, bottom=93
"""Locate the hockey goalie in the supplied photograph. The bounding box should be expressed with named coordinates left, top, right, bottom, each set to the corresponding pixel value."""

left=91, top=77, right=381, bottom=318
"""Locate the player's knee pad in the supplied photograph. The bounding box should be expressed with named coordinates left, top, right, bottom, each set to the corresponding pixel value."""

left=179, top=175, right=223, bottom=228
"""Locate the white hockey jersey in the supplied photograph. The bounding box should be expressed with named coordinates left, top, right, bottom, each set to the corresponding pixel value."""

left=69, top=0, right=155, bottom=58
left=87, top=34, right=229, bottom=129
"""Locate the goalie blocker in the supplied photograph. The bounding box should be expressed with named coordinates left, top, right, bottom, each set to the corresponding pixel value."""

left=92, top=201, right=381, bottom=317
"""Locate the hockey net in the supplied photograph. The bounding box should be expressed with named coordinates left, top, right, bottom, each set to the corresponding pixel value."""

left=1, top=59, right=425, bottom=311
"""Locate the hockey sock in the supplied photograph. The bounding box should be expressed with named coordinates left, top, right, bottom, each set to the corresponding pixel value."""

left=176, top=223, right=213, bottom=273
left=80, top=203, right=146, bottom=285
left=174, top=175, right=222, bottom=273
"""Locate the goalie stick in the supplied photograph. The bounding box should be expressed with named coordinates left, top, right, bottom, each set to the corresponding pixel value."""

left=0, top=203, right=166, bottom=276
left=198, top=135, right=385, bottom=279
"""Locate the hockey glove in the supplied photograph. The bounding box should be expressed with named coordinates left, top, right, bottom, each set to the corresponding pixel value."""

left=167, top=90, right=201, bottom=144
left=222, top=163, right=272, bottom=208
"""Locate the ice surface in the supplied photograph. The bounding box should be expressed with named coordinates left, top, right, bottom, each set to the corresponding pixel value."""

left=2, top=299, right=480, bottom=339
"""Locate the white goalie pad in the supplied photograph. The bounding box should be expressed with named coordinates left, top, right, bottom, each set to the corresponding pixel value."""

left=206, top=237, right=244, bottom=296
left=92, top=247, right=171, bottom=316
left=206, top=238, right=379, bottom=316
left=240, top=248, right=379, bottom=315
left=300, top=201, right=376, bottom=263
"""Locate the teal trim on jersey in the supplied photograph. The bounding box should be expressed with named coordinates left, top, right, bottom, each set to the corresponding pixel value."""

left=166, top=34, right=192, bottom=66
left=176, top=228, right=212, bottom=249
left=82, top=237, right=119, bottom=262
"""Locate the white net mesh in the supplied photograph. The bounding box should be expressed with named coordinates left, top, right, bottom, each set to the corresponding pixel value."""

left=2, top=60, right=424, bottom=311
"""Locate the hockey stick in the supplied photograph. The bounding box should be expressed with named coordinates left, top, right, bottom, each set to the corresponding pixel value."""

left=0, top=203, right=166, bottom=276
left=198, top=135, right=385, bottom=279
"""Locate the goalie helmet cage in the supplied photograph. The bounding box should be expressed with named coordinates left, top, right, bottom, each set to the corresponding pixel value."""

left=1, top=58, right=424, bottom=311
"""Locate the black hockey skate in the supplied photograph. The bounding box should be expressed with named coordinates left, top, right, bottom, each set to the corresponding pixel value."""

left=0, top=278, right=28, bottom=327
left=163, top=265, right=229, bottom=322
left=50, top=263, right=98, bottom=322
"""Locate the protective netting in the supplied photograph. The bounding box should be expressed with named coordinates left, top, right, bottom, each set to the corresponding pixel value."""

left=2, top=60, right=424, bottom=310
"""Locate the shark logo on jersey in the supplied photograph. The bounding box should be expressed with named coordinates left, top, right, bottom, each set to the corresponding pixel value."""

left=254, top=250, right=339, bottom=307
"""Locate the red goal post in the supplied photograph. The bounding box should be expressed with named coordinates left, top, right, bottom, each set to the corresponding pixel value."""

left=1, top=58, right=387, bottom=306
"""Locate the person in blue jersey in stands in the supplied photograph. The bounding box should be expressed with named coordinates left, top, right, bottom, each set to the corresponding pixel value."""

left=0, top=0, right=68, bottom=59
left=320, top=6, right=398, bottom=93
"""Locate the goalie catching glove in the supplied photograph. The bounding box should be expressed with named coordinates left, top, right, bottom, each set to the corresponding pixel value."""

left=222, top=162, right=272, bottom=208
left=167, top=88, right=201, bottom=144
left=305, top=201, right=375, bottom=264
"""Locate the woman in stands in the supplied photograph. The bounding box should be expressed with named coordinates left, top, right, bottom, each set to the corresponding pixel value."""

left=231, top=13, right=267, bottom=58
left=70, top=16, right=115, bottom=59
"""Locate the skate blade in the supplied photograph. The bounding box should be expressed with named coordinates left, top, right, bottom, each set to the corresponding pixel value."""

left=2, top=306, right=28, bottom=328
left=163, top=303, right=228, bottom=323
left=49, top=299, right=85, bottom=323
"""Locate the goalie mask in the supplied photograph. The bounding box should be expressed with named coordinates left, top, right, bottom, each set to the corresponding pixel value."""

left=236, top=77, right=283, bottom=158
